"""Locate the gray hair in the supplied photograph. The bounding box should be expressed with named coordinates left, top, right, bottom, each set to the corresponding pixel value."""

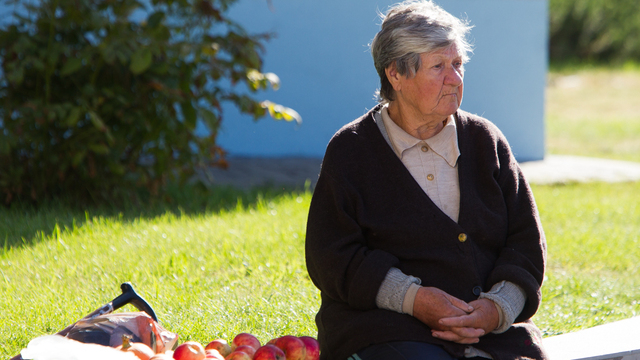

left=370, top=0, right=473, bottom=103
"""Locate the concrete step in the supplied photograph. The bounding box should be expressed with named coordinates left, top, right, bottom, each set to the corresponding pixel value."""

left=196, top=155, right=640, bottom=190
left=543, top=317, right=640, bottom=360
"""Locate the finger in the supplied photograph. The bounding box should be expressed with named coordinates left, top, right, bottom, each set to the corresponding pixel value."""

left=448, top=326, right=485, bottom=339
left=432, top=326, right=484, bottom=340
left=447, top=295, right=474, bottom=313
left=431, top=330, right=479, bottom=344
left=439, top=314, right=475, bottom=328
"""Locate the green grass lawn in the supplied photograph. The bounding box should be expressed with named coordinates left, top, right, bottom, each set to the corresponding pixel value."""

left=532, top=182, right=640, bottom=336
left=2, top=181, right=639, bottom=356
left=2, top=67, right=640, bottom=356
left=546, top=67, right=640, bottom=162
left=0, top=189, right=318, bottom=356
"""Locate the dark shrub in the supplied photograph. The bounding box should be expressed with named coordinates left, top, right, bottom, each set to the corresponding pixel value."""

left=0, top=0, right=298, bottom=205
left=549, top=0, right=640, bottom=64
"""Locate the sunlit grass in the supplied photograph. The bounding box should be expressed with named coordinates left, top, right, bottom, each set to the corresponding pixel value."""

left=546, top=68, right=640, bottom=162
left=2, top=181, right=639, bottom=356
left=538, top=67, right=640, bottom=336
left=531, top=182, right=640, bottom=336
left=0, top=191, right=318, bottom=357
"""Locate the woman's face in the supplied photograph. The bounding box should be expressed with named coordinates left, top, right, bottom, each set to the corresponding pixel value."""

left=388, top=44, right=465, bottom=123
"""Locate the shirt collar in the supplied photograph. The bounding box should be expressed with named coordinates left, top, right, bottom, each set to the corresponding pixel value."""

left=380, top=105, right=460, bottom=167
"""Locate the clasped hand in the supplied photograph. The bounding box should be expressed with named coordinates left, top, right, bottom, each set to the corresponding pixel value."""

left=412, top=287, right=499, bottom=344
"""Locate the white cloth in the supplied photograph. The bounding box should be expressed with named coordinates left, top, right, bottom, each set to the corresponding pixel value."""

left=21, top=335, right=139, bottom=360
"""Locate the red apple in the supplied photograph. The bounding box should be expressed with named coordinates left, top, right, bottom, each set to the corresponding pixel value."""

left=206, top=339, right=232, bottom=357
left=205, top=349, right=225, bottom=360
left=266, top=337, right=279, bottom=345
left=173, top=341, right=206, bottom=360
left=232, top=333, right=261, bottom=351
left=224, top=351, right=252, bottom=360
left=275, top=336, right=306, bottom=360
left=298, top=337, right=320, bottom=360
left=234, top=345, right=256, bottom=358
left=253, top=345, right=286, bottom=360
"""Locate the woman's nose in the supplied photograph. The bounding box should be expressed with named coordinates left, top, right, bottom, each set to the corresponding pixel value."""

left=444, top=66, right=463, bottom=86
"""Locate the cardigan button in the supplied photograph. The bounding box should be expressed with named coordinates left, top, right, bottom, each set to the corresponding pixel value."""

left=458, top=233, right=467, bottom=242
left=473, top=286, right=483, bottom=296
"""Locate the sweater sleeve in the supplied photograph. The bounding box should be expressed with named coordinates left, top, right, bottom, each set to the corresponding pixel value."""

left=480, top=280, right=527, bottom=333
left=375, top=267, right=421, bottom=313
left=305, top=166, right=400, bottom=310
left=486, top=130, right=547, bottom=322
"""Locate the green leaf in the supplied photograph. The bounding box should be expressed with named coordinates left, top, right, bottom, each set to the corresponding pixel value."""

left=247, top=69, right=263, bottom=91
left=147, top=11, right=165, bottom=28
left=108, top=162, right=126, bottom=175
left=0, top=134, right=10, bottom=155
left=264, top=72, right=280, bottom=90
left=105, top=128, right=115, bottom=145
left=72, top=151, right=86, bottom=167
left=246, top=70, right=280, bottom=91
left=151, top=62, right=169, bottom=75
left=88, top=111, right=107, bottom=131
left=261, top=101, right=302, bottom=124
left=101, top=44, right=117, bottom=65
left=89, top=144, right=110, bottom=154
left=130, top=48, right=153, bottom=74
left=30, top=57, right=45, bottom=71
left=182, top=102, right=197, bottom=130
left=66, top=107, right=83, bottom=127
left=61, top=57, right=83, bottom=76
left=7, top=66, right=24, bottom=85
left=199, top=108, right=218, bottom=129
left=116, top=50, right=129, bottom=65
left=203, top=42, right=220, bottom=57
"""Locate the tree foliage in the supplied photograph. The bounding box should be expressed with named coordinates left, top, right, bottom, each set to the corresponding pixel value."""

left=0, top=0, right=299, bottom=205
left=549, top=0, right=640, bottom=64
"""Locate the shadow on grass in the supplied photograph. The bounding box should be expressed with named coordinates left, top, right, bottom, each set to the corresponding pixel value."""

left=0, top=182, right=311, bottom=251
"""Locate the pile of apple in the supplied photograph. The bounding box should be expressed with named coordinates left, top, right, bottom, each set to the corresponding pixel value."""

left=153, top=333, right=320, bottom=360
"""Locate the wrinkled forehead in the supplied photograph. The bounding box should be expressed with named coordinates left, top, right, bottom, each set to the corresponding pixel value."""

left=423, top=44, right=464, bottom=60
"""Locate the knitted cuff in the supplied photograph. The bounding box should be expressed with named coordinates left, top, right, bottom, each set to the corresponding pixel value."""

left=375, top=267, right=421, bottom=314
left=402, top=283, right=422, bottom=316
left=479, top=281, right=527, bottom=334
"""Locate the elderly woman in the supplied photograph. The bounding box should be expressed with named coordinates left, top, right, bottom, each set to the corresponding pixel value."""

left=305, top=1, right=548, bottom=359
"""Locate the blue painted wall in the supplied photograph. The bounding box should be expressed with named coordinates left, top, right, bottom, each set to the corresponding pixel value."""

left=220, top=0, right=548, bottom=161
left=0, top=0, right=548, bottom=161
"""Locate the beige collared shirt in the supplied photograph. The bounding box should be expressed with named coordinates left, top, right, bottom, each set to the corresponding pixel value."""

left=380, top=105, right=461, bottom=222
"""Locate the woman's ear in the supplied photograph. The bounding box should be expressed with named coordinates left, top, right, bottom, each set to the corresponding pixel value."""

left=385, top=62, right=402, bottom=92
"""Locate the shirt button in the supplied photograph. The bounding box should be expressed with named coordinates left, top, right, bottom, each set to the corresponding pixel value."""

left=473, top=286, right=483, bottom=296
left=458, top=233, right=467, bottom=242
left=421, top=145, right=429, bottom=152
left=427, top=174, right=434, bottom=181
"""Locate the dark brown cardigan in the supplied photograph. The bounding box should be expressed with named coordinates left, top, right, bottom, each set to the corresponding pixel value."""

left=305, top=106, right=548, bottom=360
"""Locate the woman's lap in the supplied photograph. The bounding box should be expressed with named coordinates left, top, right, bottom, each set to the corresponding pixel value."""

left=349, top=341, right=455, bottom=360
